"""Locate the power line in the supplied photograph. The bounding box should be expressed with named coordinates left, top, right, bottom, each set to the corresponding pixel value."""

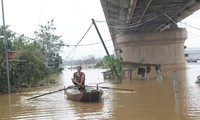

left=105, top=13, right=162, bottom=29
left=74, top=23, right=93, bottom=48
left=180, top=22, right=200, bottom=31
left=63, top=31, right=127, bottom=47
left=8, top=21, right=126, bottom=48
left=36, top=0, right=47, bottom=28
left=73, top=46, right=114, bottom=54
left=163, top=12, right=200, bottom=31
left=188, top=30, right=200, bottom=38
left=188, top=31, right=200, bottom=42
left=10, top=30, right=36, bottom=42
left=65, top=39, right=112, bottom=46
left=62, top=23, right=93, bottom=60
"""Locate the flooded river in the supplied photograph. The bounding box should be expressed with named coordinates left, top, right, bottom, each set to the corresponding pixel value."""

left=0, top=64, right=200, bottom=120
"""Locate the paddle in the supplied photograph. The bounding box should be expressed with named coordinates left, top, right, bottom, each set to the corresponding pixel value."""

left=27, top=85, right=83, bottom=100
left=27, top=85, right=134, bottom=100
left=87, top=81, right=106, bottom=85
left=27, top=88, right=66, bottom=100
left=87, top=85, right=134, bottom=92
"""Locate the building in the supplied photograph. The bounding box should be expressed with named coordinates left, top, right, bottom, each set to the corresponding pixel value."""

left=185, top=47, right=200, bottom=62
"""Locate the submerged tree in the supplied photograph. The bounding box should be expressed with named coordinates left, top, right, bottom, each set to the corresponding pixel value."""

left=12, top=36, right=51, bottom=87
left=0, top=20, right=64, bottom=93
left=96, top=55, right=123, bottom=83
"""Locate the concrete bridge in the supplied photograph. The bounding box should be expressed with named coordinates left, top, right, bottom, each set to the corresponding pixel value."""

left=100, top=0, right=200, bottom=65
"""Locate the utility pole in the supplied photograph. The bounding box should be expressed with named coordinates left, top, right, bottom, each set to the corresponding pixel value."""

left=1, top=0, right=12, bottom=118
left=92, top=19, right=110, bottom=56
left=92, top=18, right=119, bottom=80
left=1, top=0, right=10, bottom=93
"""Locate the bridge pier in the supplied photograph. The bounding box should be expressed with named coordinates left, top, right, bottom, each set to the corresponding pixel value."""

left=117, top=28, right=187, bottom=65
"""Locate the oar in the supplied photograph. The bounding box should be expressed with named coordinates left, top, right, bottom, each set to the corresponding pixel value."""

left=27, top=88, right=67, bottom=100
left=27, top=86, right=81, bottom=100
left=88, top=86, right=134, bottom=92
left=88, top=81, right=106, bottom=85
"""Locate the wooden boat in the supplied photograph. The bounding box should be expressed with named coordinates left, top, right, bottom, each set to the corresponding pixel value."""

left=64, top=86, right=103, bottom=102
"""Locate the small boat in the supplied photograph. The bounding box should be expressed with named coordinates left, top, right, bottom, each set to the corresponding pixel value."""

left=64, top=86, right=103, bottom=102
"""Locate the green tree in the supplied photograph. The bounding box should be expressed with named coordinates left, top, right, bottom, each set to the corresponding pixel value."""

left=11, top=36, right=51, bottom=89
left=0, top=26, right=17, bottom=93
left=0, top=25, right=15, bottom=57
left=96, top=55, right=122, bottom=83
left=34, top=19, right=64, bottom=69
left=0, top=20, right=64, bottom=93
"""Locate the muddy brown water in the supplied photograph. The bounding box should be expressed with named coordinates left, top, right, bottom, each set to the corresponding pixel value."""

left=0, top=64, right=200, bottom=120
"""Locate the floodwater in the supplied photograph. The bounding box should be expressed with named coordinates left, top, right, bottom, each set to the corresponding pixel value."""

left=0, top=63, right=200, bottom=120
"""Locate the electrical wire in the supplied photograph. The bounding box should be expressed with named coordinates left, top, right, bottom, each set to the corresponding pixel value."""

left=163, top=12, right=200, bottom=31
left=7, top=21, right=125, bottom=61
left=73, top=46, right=114, bottom=54
left=8, top=21, right=127, bottom=48
left=188, top=31, right=200, bottom=42
left=36, top=0, right=47, bottom=29
left=15, top=49, right=48, bottom=66
left=9, top=27, right=113, bottom=48
left=74, top=23, right=93, bottom=48
left=10, top=30, right=36, bottom=42
left=65, top=39, right=112, bottom=46
left=105, top=13, right=162, bottom=29
left=71, top=0, right=89, bottom=25
left=62, top=23, right=93, bottom=60
left=63, top=31, right=127, bottom=47
left=10, top=28, right=112, bottom=47
left=188, top=30, right=200, bottom=38
left=180, top=22, right=200, bottom=31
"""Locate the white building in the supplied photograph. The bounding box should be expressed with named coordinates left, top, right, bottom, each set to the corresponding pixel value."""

left=185, top=47, right=200, bottom=62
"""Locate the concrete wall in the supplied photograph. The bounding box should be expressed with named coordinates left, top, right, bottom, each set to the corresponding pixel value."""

left=117, top=28, right=187, bottom=65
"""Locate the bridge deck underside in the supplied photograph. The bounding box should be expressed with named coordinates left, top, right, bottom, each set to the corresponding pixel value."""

left=101, top=0, right=200, bottom=34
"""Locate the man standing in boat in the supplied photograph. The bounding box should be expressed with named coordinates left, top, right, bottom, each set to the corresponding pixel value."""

left=71, top=66, right=85, bottom=88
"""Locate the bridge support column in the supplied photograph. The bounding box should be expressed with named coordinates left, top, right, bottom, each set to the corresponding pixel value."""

left=117, top=28, right=187, bottom=65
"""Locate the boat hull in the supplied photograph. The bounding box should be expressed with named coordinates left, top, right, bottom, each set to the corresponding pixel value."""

left=64, top=86, right=103, bottom=102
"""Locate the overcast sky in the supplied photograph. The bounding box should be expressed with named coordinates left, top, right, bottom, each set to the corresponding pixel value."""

left=178, top=10, right=200, bottom=49
left=1, top=0, right=200, bottom=60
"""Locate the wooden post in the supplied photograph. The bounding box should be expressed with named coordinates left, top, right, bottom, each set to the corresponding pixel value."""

left=172, top=71, right=179, bottom=100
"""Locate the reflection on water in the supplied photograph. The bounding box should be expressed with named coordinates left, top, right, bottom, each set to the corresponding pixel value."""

left=0, top=64, right=200, bottom=120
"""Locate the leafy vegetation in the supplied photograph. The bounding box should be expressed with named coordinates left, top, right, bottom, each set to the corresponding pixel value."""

left=34, top=19, right=63, bottom=70
left=96, top=55, right=123, bottom=83
left=0, top=20, right=63, bottom=93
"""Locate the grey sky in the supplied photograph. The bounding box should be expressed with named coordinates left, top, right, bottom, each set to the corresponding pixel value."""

left=1, top=0, right=200, bottom=60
